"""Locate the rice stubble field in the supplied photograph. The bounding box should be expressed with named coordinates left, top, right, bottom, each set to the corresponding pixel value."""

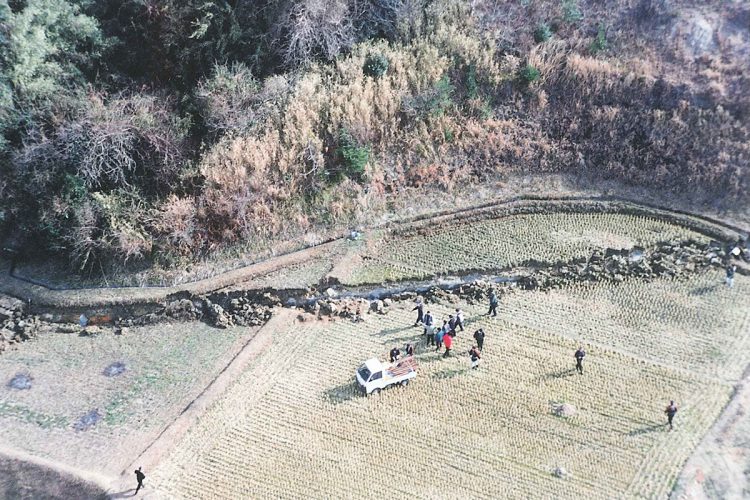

left=149, top=268, right=748, bottom=499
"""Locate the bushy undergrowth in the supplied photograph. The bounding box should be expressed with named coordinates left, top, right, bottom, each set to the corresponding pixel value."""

left=0, top=0, right=748, bottom=273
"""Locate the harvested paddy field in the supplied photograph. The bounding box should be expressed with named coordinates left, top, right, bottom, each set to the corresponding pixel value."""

left=149, top=269, right=748, bottom=499
left=334, top=212, right=711, bottom=285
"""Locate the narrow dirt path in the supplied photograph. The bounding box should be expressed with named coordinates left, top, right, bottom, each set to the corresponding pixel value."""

left=672, top=365, right=750, bottom=498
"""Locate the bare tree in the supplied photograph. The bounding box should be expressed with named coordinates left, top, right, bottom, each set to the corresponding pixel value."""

left=57, top=92, right=186, bottom=192
left=277, top=0, right=356, bottom=66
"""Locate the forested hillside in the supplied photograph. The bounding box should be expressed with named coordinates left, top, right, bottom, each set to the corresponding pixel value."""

left=0, top=0, right=748, bottom=272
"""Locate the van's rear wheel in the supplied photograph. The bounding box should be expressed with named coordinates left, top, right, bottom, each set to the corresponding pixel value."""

left=370, top=388, right=381, bottom=396
left=401, top=379, right=409, bottom=387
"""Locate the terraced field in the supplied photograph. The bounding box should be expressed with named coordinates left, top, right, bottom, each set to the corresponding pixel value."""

left=149, top=269, right=747, bottom=499
left=334, top=212, right=711, bottom=285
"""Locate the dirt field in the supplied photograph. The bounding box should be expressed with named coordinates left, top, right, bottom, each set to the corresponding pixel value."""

left=148, top=270, right=748, bottom=499
left=0, top=321, right=258, bottom=477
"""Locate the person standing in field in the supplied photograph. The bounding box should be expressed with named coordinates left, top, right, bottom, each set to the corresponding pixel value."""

left=726, top=264, right=736, bottom=288
left=413, top=300, right=424, bottom=326
left=455, top=308, right=465, bottom=332
left=435, top=321, right=447, bottom=351
left=488, top=290, right=499, bottom=317
left=469, top=345, right=481, bottom=369
left=448, top=315, right=457, bottom=336
left=574, top=346, right=586, bottom=375
left=426, top=322, right=436, bottom=347
left=134, top=467, right=146, bottom=495
left=390, top=346, right=401, bottom=363
left=423, top=310, right=434, bottom=336
left=473, top=328, right=485, bottom=351
left=665, top=401, right=678, bottom=431
left=442, top=331, right=453, bottom=358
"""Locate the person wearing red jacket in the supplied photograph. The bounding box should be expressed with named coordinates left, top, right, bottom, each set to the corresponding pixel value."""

left=442, top=332, right=453, bottom=358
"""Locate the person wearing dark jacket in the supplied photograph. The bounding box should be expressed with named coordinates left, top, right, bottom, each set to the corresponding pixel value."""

left=448, top=315, right=457, bottom=336
left=389, top=346, right=401, bottom=363
left=574, top=347, right=585, bottom=375
left=405, top=343, right=414, bottom=357
left=134, top=467, right=146, bottom=495
left=413, top=301, right=424, bottom=326
left=435, top=321, right=448, bottom=351
left=423, top=310, right=434, bottom=336
left=488, top=290, right=499, bottom=317
left=665, top=401, right=678, bottom=430
left=473, top=329, right=485, bottom=351
left=469, top=345, right=481, bottom=369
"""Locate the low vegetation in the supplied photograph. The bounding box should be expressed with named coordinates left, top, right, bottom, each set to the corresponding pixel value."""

left=0, top=0, right=747, bottom=276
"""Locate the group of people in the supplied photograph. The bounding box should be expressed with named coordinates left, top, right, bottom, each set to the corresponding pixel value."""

left=414, top=304, right=468, bottom=358
left=411, top=299, right=489, bottom=365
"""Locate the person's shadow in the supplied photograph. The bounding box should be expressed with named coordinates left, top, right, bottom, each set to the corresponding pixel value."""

left=376, top=325, right=415, bottom=337
left=627, top=423, right=665, bottom=436
left=106, top=488, right=135, bottom=498
left=538, top=368, right=577, bottom=380
left=690, top=284, right=719, bottom=296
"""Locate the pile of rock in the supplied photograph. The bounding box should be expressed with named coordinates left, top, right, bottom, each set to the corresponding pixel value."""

left=451, top=281, right=513, bottom=304
left=164, top=298, right=201, bottom=321
left=552, top=466, right=571, bottom=479
left=519, top=240, right=726, bottom=291
left=422, top=286, right=456, bottom=304
left=220, top=297, right=273, bottom=327
left=0, top=294, right=40, bottom=353
left=309, top=297, right=373, bottom=321
left=115, top=293, right=274, bottom=329
left=552, top=403, right=577, bottom=418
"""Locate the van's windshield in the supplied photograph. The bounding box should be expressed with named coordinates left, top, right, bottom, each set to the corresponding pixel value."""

left=358, top=365, right=371, bottom=382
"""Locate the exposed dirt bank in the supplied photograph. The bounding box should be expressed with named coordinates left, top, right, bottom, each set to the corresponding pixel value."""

left=0, top=447, right=110, bottom=500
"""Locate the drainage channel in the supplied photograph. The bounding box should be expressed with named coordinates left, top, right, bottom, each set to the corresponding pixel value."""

left=292, top=273, right=521, bottom=307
